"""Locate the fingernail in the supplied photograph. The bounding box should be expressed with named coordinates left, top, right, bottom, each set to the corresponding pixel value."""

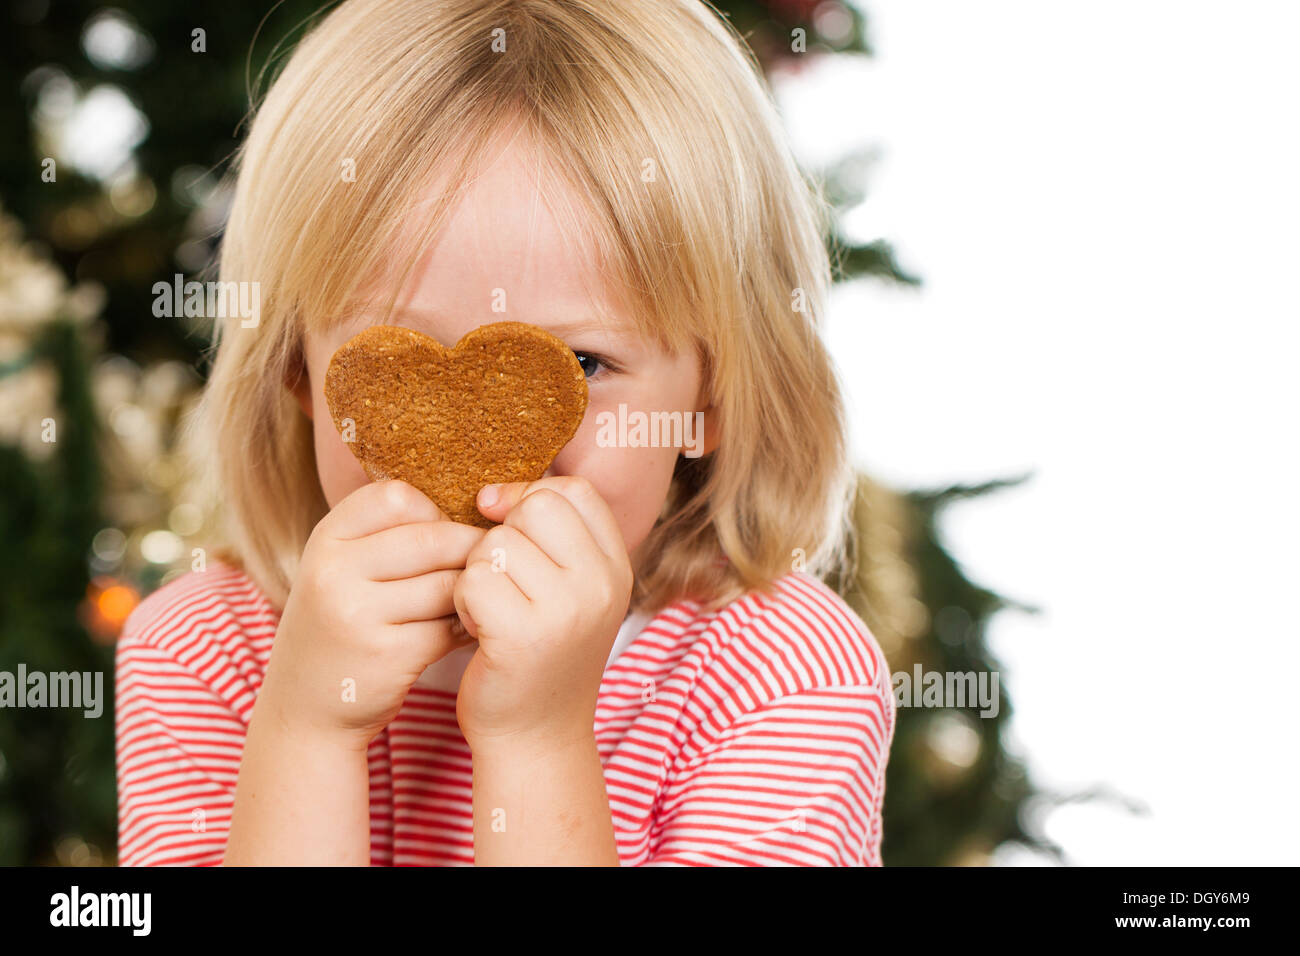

left=479, top=483, right=500, bottom=508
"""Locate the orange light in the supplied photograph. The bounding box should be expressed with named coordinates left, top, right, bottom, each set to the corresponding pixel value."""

left=97, top=585, right=139, bottom=626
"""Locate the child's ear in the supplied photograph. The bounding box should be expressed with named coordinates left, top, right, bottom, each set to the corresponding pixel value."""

left=699, top=406, right=720, bottom=456
left=695, top=399, right=720, bottom=457
left=285, top=348, right=313, bottom=420
left=686, top=349, right=719, bottom=455
left=692, top=377, right=719, bottom=455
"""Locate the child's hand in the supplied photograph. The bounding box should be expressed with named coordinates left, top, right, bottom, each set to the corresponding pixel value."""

left=261, top=479, right=486, bottom=750
left=452, top=476, right=633, bottom=751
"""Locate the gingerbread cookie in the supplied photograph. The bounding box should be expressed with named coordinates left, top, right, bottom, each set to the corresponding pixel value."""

left=323, top=322, right=588, bottom=527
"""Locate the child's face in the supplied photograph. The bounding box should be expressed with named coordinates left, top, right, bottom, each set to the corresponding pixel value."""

left=293, top=132, right=715, bottom=568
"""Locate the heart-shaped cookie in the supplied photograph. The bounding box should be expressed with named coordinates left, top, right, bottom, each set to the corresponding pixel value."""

left=323, top=322, right=588, bottom=527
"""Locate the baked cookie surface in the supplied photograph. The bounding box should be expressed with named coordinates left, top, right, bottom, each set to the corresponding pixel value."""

left=324, top=322, right=589, bottom=527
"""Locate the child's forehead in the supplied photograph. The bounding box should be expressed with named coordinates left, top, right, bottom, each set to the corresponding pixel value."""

left=358, top=143, right=611, bottom=306
left=427, top=145, right=594, bottom=263
left=324, top=229, right=640, bottom=352
left=338, top=139, right=632, bottom=338
left=336, top=307, right=641, bottom=354
left=304, top=123, right=691, bottom=358
left=390, top=125, right=603, bottom=271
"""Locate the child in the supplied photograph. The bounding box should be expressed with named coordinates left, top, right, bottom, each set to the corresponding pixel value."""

left=115, top=0, right=895, bottom=866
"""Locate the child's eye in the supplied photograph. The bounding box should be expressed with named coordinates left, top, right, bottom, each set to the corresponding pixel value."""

left=573, top=351, right=618, bottom=380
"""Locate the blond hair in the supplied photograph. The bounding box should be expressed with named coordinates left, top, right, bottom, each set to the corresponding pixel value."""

left=191, top=0, right=856, bottom=614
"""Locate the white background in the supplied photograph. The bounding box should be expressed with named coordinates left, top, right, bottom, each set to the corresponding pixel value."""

left=776, top=0, right=1300, bottom=864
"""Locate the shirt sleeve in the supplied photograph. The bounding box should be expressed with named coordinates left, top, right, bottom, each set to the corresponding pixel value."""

left=643, top=683, right=893, bottom=866
left=115, top=631, right=246, bottom=866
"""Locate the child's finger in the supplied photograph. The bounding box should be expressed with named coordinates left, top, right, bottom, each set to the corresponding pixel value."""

left=329, top=479, right=444, bottom=540
left=354, top=520, right=486, bottom=581
left=454, top=559, right=531, bottom=642
left=463, top=524, right=560, bottom=601
left=501, top=490, right=593, bottom=571
left=391, top=615, right=476, bottom=668
left=378, top=568, right=460, bottom=624
left=477, top=476, right=627, bottom=564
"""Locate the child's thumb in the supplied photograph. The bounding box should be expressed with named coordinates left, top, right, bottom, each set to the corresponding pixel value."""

left=475, top=481, right=527, bottom=520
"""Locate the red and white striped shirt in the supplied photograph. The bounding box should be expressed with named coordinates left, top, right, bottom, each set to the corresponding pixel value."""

left=115, top=561, right=895, bottom=866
